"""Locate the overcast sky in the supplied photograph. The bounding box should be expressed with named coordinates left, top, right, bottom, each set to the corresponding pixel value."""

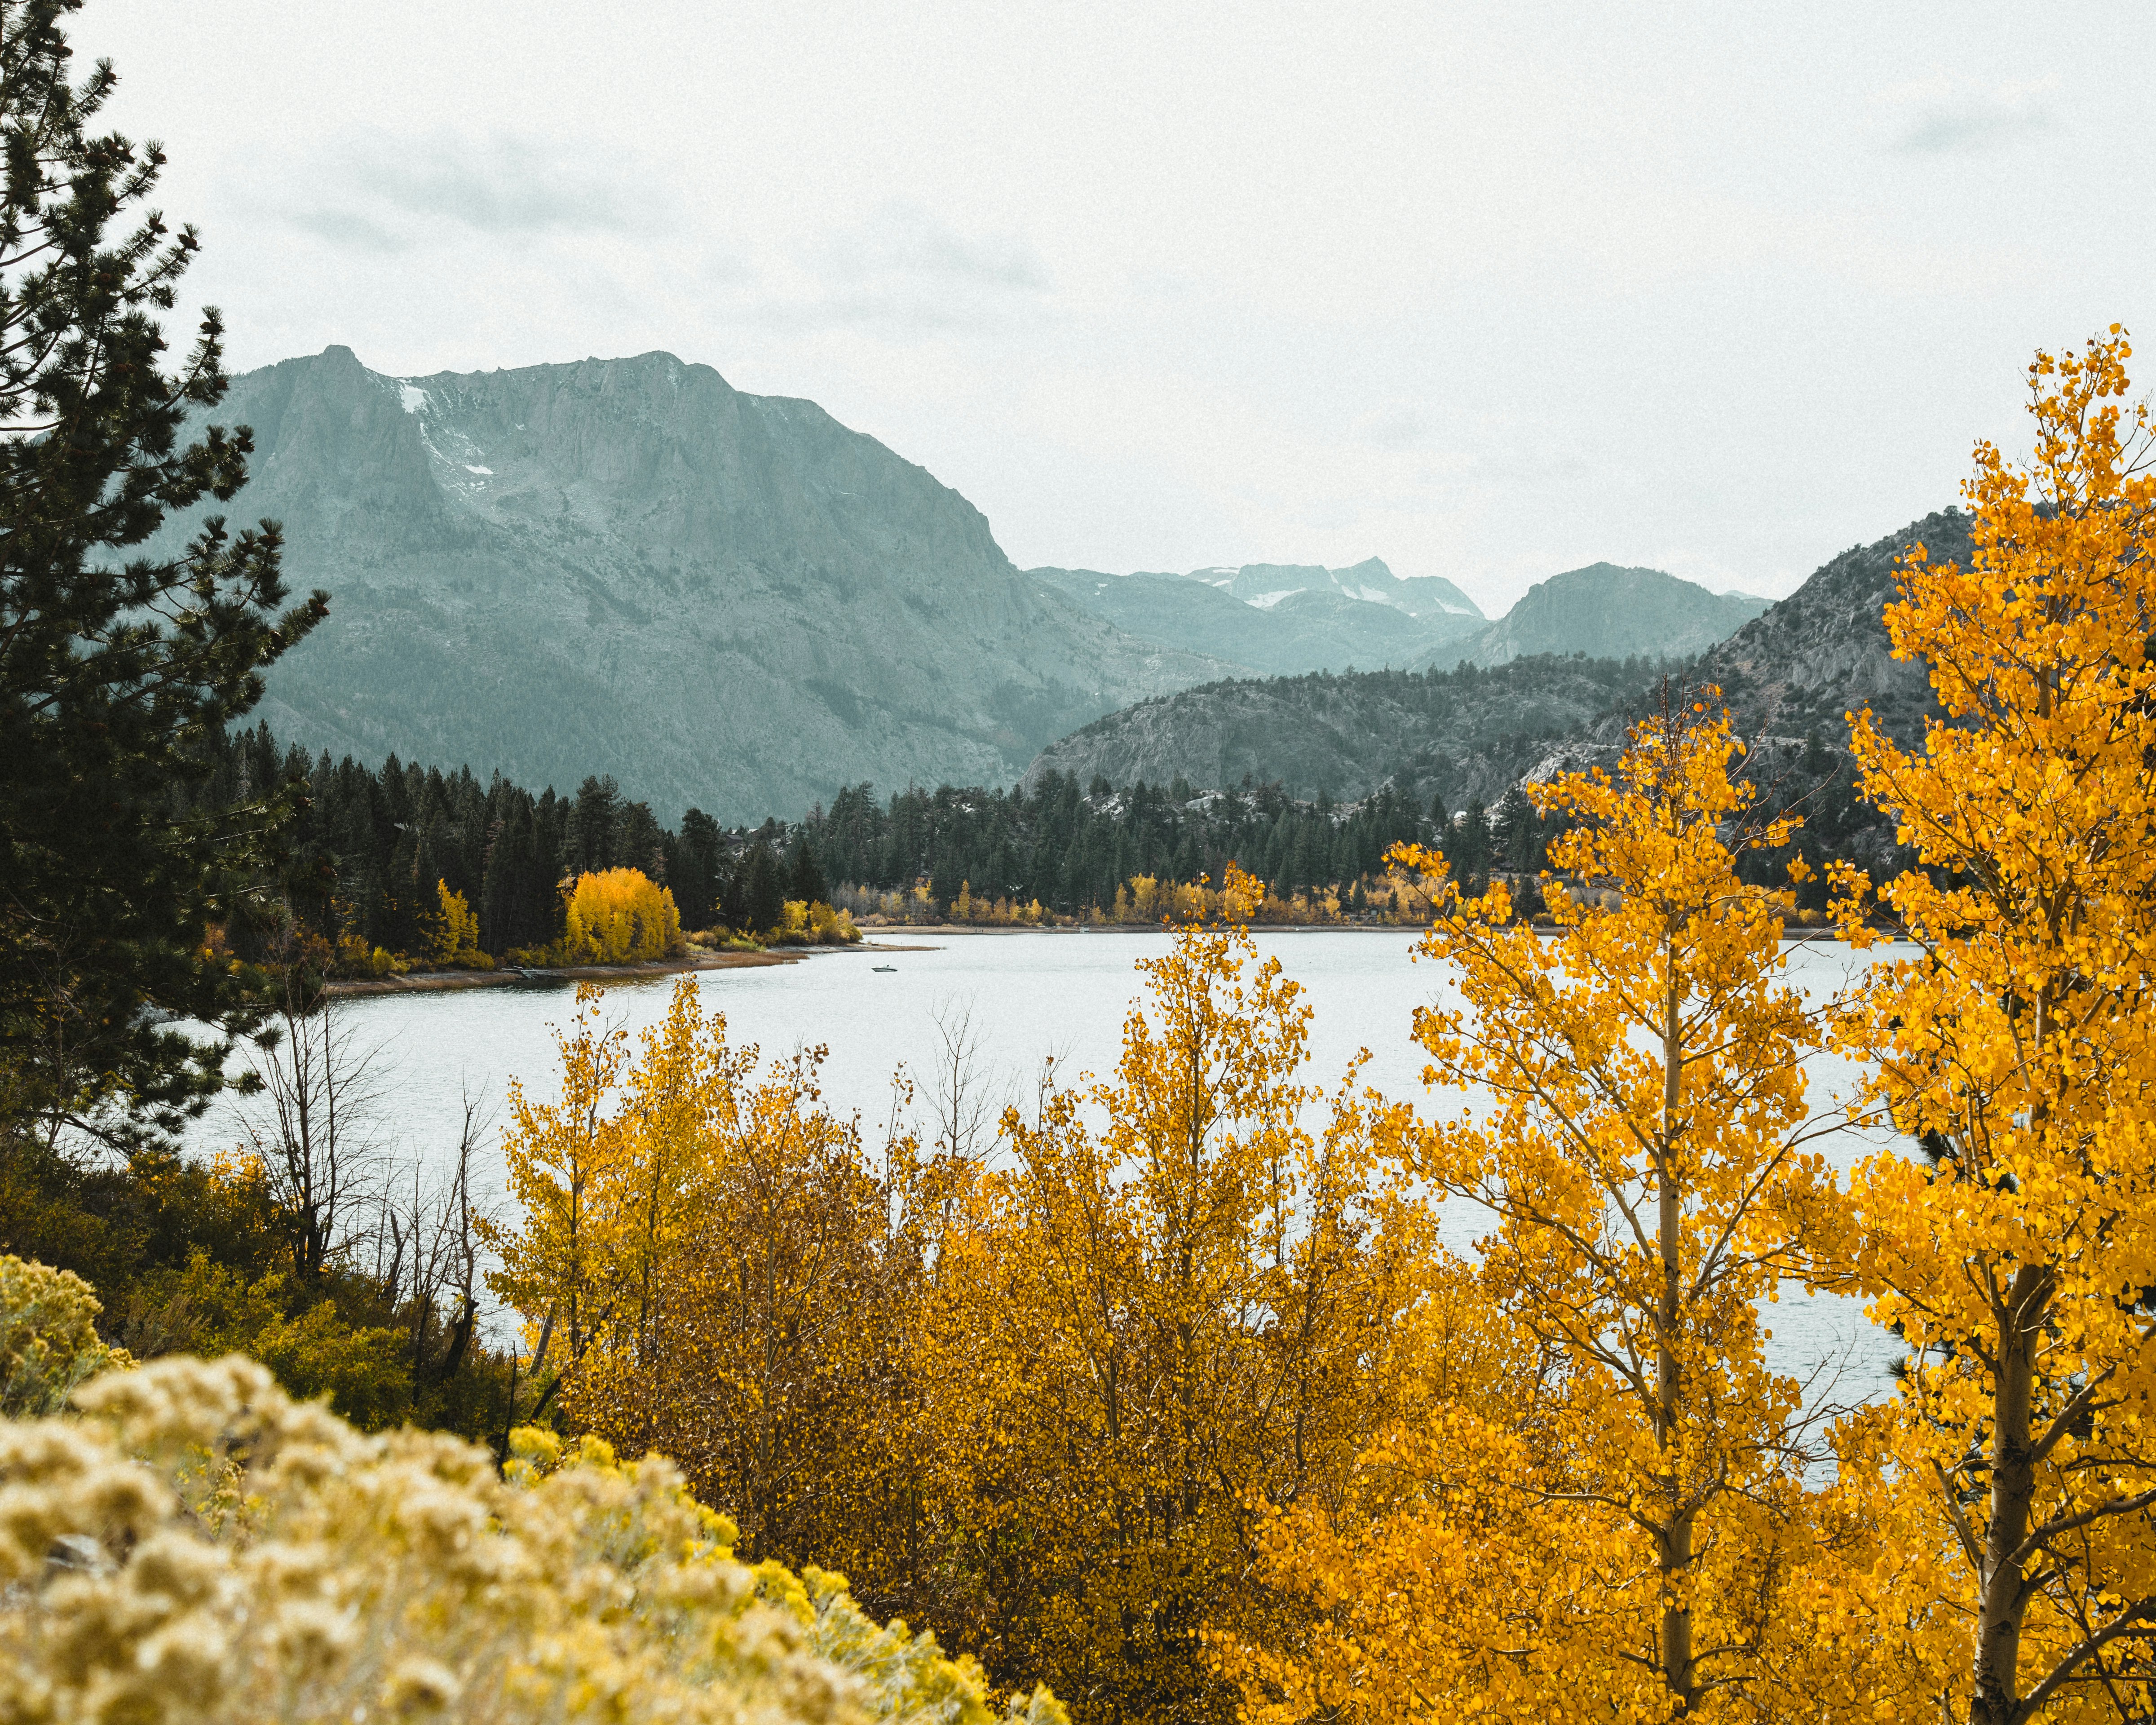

left=81, top=1, right=2156, bottom=610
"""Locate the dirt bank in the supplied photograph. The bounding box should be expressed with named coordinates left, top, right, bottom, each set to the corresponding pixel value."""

left=321, top=947, right=808, bottom=999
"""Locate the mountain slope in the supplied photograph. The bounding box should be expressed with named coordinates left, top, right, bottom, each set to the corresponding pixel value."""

left=1458, top=564, right=1770, bottom=668
left=173, top=347, right=1231, bottom=821
left=1023, top=655, right=1666, bottom=806
left=1684, top=510, right=1966, bottom=746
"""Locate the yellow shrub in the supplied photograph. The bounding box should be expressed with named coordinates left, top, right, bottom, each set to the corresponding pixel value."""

left=559, top=868, right=684, bottom=964
left=0, top=1256, right=128, bottom=1418
left=808, top=901, right=859, bottom=944
left=0, top=1355, right=1065, bottom=1725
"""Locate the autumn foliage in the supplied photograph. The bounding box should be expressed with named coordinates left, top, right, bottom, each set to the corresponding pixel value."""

left=481, top=877, right=1430, bottom=1721
left=28, top=332, right=2156, bottom=1724
left=469, top=332, right=2156, bottom=1725
left=0, top=1349, right=1065, bottom=1725
left=1819, top=327, right=2156, bottom=1723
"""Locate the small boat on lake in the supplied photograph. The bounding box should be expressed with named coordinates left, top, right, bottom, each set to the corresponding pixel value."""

left=872, top=964, right=897, bottom=973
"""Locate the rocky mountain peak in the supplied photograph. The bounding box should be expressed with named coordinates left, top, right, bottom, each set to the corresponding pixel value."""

left=163, top=347, right=1232, bottom=821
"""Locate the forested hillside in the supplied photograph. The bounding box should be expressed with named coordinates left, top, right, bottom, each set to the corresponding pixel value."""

left=204, top=723, right=1447, bottom=951
left=803, top=776, right=1438, bottom=912
left=201, top=725, right=767, bottom=964
left=1024, top=653, right=1670, bottom=805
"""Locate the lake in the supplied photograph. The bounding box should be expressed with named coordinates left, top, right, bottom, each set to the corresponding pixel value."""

left=201, top=927, right=1907, bottom=1403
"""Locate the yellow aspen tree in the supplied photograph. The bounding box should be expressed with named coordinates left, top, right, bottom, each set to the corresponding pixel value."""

left=1832, top=328, right=2156, bottom=1724
left=559, top=867, right=684, bottom=963
left=487, top=978, right=994, bottom=1667
left=591, top=1036, right=886, bottom=1562
left=479, top=983, right=634, bottom=1398
left=429, top=879, right=488, bottom=969
left=977, top=867, right=1422, bottom=1724
left=579, top=982, right=742, bottom=1424
left=1211, top=1274, right=1555, bottom=1724
left=517, top=983, right=910, bottom=1594
left=1343, top=695, right=1848, bottom=1721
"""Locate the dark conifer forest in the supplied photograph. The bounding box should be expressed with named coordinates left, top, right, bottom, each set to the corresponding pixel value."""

left=199, top=717, right=1604, bottom=959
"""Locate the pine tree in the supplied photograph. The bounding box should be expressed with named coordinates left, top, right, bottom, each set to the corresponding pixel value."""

left=480, top=796, right=551, bottom=957
left=565, top=774, right=619, bottom=875
left=616, top=799, right=663, bottom=881
left=673, top=808, right=722, bottom=930
left=788, top=835, right=827, bottom=907
left=740, top=842, right=784, bottom=934
left=0, top=0, right=326, bottom=1153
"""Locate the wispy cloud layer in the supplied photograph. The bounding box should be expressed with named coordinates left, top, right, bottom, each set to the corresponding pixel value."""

left=1879, top=75, right=2057, bottom=155
left=281, top=130, right=655, bottom=250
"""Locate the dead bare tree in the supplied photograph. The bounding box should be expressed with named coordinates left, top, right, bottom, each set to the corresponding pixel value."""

left=924, top=996, right=1012, bottom=1167
left=239, top=988, right=387, bottom=1283
left=374, top=1083, right=499, bottom=1389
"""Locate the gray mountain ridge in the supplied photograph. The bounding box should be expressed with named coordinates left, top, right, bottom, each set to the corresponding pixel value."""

left=1031, top=555, right=1766, bottom=680
left=167, top=346, right=1237, bottom=823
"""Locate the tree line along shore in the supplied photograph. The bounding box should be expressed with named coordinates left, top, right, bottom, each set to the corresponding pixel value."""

left=190, top=709, right=1862, bottom=986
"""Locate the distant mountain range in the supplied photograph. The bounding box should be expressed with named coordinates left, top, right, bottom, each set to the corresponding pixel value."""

left=1187, top=556, right=1484, bottom=620
left=161, top=347, right=1232, bottom=823
left=1028, top=557, right=1765, bottom=677
left=1028, top=560, right=1482, bottom=679
left=1026, top=511, right=1968, bottom=856
left=169, top=344, right=1793, bottom=823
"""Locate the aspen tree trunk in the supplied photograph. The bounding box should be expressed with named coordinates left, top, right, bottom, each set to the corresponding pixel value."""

left=1657, top=961, right=1697, bottom=1711
left=1969, top=964, right=2057, bottom=1725
left=1968, top=1267, right=2046, bottom=1725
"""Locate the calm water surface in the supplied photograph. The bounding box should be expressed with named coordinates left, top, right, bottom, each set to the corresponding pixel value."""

left=202, top=929, right=1906, bottom=1403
